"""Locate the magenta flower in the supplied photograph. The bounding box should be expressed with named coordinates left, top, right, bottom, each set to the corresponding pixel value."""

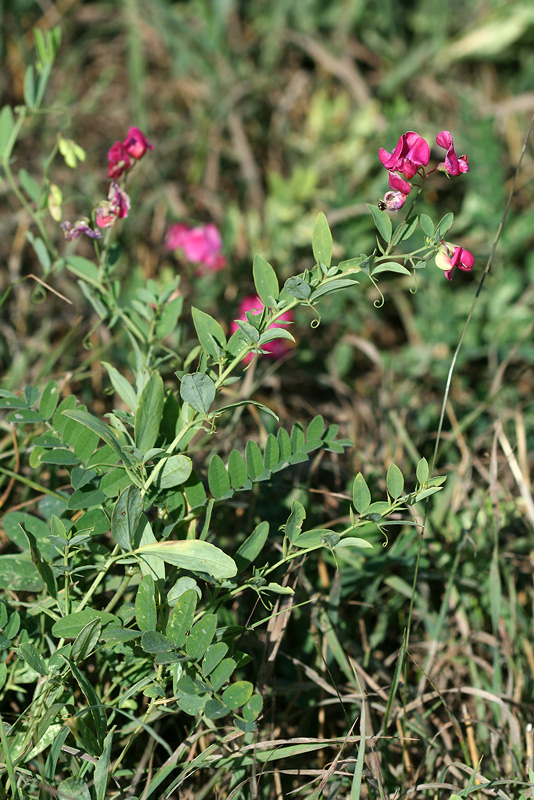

left=60, top=219, right=102, bottom=241
left=108, top=181, right=131, bottom=219
left=123, top=126, right=154, bottom=160
left=388, top=171, right=412, bottom=195
left=379, top=131, right=430, bottom=179
left=435, top=241, right=475, bottom=281
left=107, top=141, right=130, bottom=180
left=165, top=222, right=226, bottom=274
left=231, top=296, right=294, bottom=363
left=380, top=190, right=408, bottom=211
left=436, top=131, right=469, bottom=176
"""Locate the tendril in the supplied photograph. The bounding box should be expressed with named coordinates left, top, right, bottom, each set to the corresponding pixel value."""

left=370, top=276, right=385, bottom=308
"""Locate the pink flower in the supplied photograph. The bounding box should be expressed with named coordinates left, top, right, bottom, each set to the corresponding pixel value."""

left=61, top=219, right=102, bottom=241
left=231, top=296, right=293, bottom=362
left=95, top=182, right=131, bottom=229
left=435, top=241, right=475, bottom=281
left=436, top=131, right=469, bottom=176
left=107, top=141, right=130, bottom=180
left=165, top=222, right=226, bottom=274
left=388, top=171, right=412, bottom=195
left=123, top=127, right=154, bottom=160
left=379, top=190, right=408, bottom=211
left=379, top=131, right=430, bottom=179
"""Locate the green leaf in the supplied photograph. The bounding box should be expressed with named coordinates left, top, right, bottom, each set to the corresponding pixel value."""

left=396, top=215, right=419, bottom=243
left=141, top=630, right=174, bottom=653
left=38, top=380, right=60, bottom=419
left=284, top=276, right=311, bottom=301
left=277, top=427, right=291, bottom=462
left=436, top=212, right=454, bottom=239
left=166, top=588, right=197, bottom=648
left=94, top=728, right=114, bottom=800
left=62, top=409, right=126, bottom=463
left=235, top=521, right=269, bottom=573
left=293, top=529, right=337, bottom=549
left=245, top=439, right=265, bottom=480
left=7, top=408, right=44, bottom=423
left=0, top=105, right=15, bottom=160
left=19, top=169, right=41, bottom=204
left=372, top=261, right=412, bottom=276
left=192, top=306, right=226, bottom=359
left=57, top=777, right=91, bottom=800
left=155, top=454, right=193, bottom=489
left=312, top=211, right=333, bottom=269
left=0, top=554, right=44, bottom=591
left=227, top=449, right=248, bottom=489
left=184, top=471, right=208, bottom=510
left=284, top=501, right=306, bottom=542
left=201, top=642, right=228, bottom=676
left=242, top=692, right=263, bottom=722
left=66, top=256, right=101, bottom=287
left=221, top=680, right=253, bottom=710
left=23, top=525, right=57, bottom=598
left=210, top=657, right=236, bottom=692
left=102, top=362, right=137, bottom=413
left=185, top=614, right=217, bottom=660
left=41, top=449, right=79, bottom=465
left=204, top=698, right=228, bottom=719
left=420, top=214, right=434, bottom=237
left=263, top=434, right=280, bottom=471
left=18, top=642, right=47, bottom=676
left=387, top=463, right=404, bottom=499
left=416, top=457, right=429, bottom=485
left=352, top=473, right=371, bottom=514
left=111, top=485, right=143, bottom=550
left=180, top=373, right=216, bottom=415
left=135, top=574, right=157, bottom=631
left=252, top=255, right=279, bottom=307
left=367, top=204, right=392, bottom=243
left=24, top=64, right=36, bottom=107
left=135, top=371, right=164, bottom=454
left=135, top=540, right=237, bottom=580
left=333, top=537, right=373, bottom=550
left=71, top=618, right=102, bottom=662
left=26, top=232, right=51, bottom=274
left=208, top=454, right=231, bottom=498
left=52, top=610, right=119, bottom=639
left=177, top=694, right=207, bottom=716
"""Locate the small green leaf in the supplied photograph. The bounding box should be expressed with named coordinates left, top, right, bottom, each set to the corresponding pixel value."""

left=135, top=540, right=237, bottom=580
left=18, top=642, right=47, bottom=676
left=284, top=276, right=311, bottom=301
left=38, top=380, right=59, bottom=419
left=66, top=256, right=101, bottom=287
left=263, top=434, right=280, bottom=471
left=210, top=657, right=236, bottom=692
left=52, top=610, right=119, bottom=639
left=242, top=692, right=263, bottom=722
left=235, top=521, right=269, bottom=573
left=436, top=212, right=454, bottom=239
left=333, top=537, right=373, bottom=551
left=111, top=485, right=143, bottom=550
left=420, top=214, right=434, bottom=237
left=367, top=204, right=392, bottom=243
left=57, top=777, right=91, bottom=800
left=180, top=373, right=216, bottom=415
left=386, top=463, right=404, bottom=499
left=284, top=501, right=306, bottom=542
left=135, top=371, right=164, bottom=454
left=201, top=642, right=228, bottom=676
left=94, top=729, right=114, bottom=800
left=416, top=457, right=429, bottom=485
left=192, top=307, right=226, bottom=360
left=245, top=439, right=264, bottom=480
left=208, top=454, right=231, bottom=498
left=185, top=613, right=217, bottom=660
left=372, top=261, right=412, bottom=276
left=71, top=618, right=102, bottom=662
left=135, top=574, right=157, bottom=631
left=227, top=449, right=248, bottom=489
left=156, top=455, right=193, bottom=489
left=204, top=698, right=228, bottom=719
left=0, top=105, right=15, bottom=160
left=102, top=362, right=137, bottom=413
left=221, top=680, right=253, bottom=710
left=352, top=473, right=371, bottom=514
left=141, top=630, right=174, bottom=653
left=166, top=588, right=197, bottom=648
left=312, top=211, right=333, bottom=269
left=253, top=255, right=279, bottom=307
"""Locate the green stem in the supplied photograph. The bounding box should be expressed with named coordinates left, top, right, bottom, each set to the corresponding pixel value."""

left=76, top=546, right=122, bottom=612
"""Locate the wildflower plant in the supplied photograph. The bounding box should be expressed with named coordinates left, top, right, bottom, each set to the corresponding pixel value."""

left=0, top=27, right=482, bottom=799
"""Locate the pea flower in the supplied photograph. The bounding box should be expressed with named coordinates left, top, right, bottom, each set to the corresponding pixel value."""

left=379, top=190, right=408, bottom=211
left=107, top=141, right=130, bottom=180
left=95, top=182, right=131, bottom=229
left=231, top=296, right=294, bottom=362
left=435, top=241, right=475, bottom=281
left=123, top=126, right=154, bottom=160
left=379, top=131, right=430, bottom=179
left=165, top=222, right=226, bottom=274
left=60, top=219, right=102, bottom=241
left=436, top=131, right=469, bottom=176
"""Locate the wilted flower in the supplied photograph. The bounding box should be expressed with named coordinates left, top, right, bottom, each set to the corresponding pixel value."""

left=108, top=181, right=130, bottom=219
left=107, top=141, right=130, bottom=179
left=60, top=219, right=102, bottom=241
left=165, top=222, right=226, bottom=273
left=123, top=126, right=154, bottom=160
left=435, top=241, right=475, bottom=281
left=436, top=131, right=469, bottom=176
left=379, top=190, right=408, bottom=211
left=379, top=131, right=430, bottom=179
left=231, top=296, right=293, bottom=363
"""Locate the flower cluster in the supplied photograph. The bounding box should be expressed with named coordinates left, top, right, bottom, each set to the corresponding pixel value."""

left=231, top=297, right=293, bottom=363
left=378, top=130, right=469, bottom=211
left=435, top=241, right=475, bottom=282
left=107, top=127, right=154, bottom=180
left=61, top=127, right=153, bottom=241
left=165, top=222, right=226, bottom=274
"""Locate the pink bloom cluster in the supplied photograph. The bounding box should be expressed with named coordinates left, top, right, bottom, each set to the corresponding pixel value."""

left=435, top=241, right=475, bottom=281
left=231, top=296, right=293, bottom=363
left=108, top=127, right=154, bottom=180
left=378, top=130, right=469, bottom=211
left=61, top=126, right=153, bottom=241
left=165, top=223, right=226, bottom=274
